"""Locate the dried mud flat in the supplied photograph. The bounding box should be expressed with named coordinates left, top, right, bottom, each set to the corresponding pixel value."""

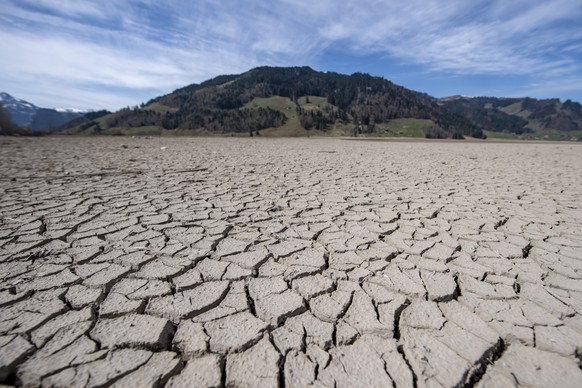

left=1, top=136, right=581, bottom=387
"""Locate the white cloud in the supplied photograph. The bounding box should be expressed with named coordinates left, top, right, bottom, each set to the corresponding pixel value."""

left=309, top=0, right=582, bottom=76
left=0, top=0, right=581, bottom=109
left=511, top=78, right=582, bottom=101
left=19, top=0, right=106, bottom=19
left=0, top=4, right=263, bottom=109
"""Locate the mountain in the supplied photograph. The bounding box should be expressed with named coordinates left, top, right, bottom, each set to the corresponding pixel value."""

left=61, top=66, right=582, bottom=139
left=0, top=92, right=87, bottom=132
left=0, top=93, right=38, bottom=127
left=65, top=66, right=483, bottom=138
left=438, top=96, right=582, bottom=140
left=0, top=104, right=26, bottom=135
left=56, top=109, right=111, bottom=132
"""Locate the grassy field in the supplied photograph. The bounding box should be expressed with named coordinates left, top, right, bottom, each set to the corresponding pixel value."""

left=243, top=96, right=296, bottom=114
left=144, top=103, right=179, bottom=114
left=483, top=131, right=519, bottom=140
left=529, top=129, right=582, bottom=141
left=102, top=126, right=163, bottom=136
left=243, top=96, right=432, bottom=138
left=378, top=118, right=431, bottom=138
left=243, top=96, right=325, bottom=137
left=485, top=129, right=582, bottom=141
left=100, top=126, right=210, bottom=136
left=297, top=96, right=328, bottom=110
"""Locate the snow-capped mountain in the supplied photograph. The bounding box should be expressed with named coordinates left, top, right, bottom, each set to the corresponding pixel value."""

left=55, top=107, right=91, bottom=114
left=0, top=92, right=87, bottom=132
left=0, top=92, right=39, bottom=127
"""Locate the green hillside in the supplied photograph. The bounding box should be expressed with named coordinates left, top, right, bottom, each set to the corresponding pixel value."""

left=439, top=96, right=582, bottom=140
left=64, top=66, right=481, bottom=139
left=61, top=66, right=582, bottom=140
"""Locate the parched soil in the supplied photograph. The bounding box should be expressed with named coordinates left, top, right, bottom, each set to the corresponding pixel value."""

left=1, top=136, right=581, bottom=387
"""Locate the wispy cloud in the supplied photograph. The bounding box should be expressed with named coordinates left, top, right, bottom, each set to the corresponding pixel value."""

left=313, top=0, right=582, bottom=75
left=511, top=78, right=582, bottom=101
left=0, top=0, right=581, bottom=109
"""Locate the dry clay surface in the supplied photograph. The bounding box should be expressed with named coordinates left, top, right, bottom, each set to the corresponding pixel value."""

left=0, top=137, right=581, bottom=388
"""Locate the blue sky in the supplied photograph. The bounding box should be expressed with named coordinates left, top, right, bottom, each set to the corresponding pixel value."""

left=1, top=0, right=581, bottom=110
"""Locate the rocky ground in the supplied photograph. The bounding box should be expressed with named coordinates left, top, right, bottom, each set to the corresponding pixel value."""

left=0, top=136, right=581, bottom=387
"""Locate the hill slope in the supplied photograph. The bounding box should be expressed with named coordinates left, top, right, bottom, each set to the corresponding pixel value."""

left=67, top=66, right=483, bottom=138
left=439, top=96, right=582, bottom=140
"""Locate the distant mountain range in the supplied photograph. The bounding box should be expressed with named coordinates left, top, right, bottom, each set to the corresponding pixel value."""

left=65, top=67, right=581, bottom=140
left=0, top=92, right=89, bottom=132
left=9, top=67, right=582, bottom=139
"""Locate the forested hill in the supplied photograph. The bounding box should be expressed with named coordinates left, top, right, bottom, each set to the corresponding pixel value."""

left=67, top=66, right=482, bottom=138
left=439, top=96, right=582, bottom=137
left=64, top=66, right=582, bottom=139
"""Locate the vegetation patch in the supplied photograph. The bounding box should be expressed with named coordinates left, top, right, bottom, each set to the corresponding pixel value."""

left=381, top=118, right=432, bottom=138
left=143, top=103, right=179, bottom=114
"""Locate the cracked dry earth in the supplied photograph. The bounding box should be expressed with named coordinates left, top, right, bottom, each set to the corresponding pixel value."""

left=0, top=137, right=581, bottom=388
